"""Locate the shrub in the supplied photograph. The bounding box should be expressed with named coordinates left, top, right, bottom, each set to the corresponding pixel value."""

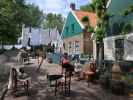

left=81, top=16, right=89, bottom=23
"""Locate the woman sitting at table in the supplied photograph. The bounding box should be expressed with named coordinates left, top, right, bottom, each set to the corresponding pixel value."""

left=61, top=53, right=74, bottom=74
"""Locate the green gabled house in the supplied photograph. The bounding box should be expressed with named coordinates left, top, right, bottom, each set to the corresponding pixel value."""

left=62, top=4, right=96, bottom=56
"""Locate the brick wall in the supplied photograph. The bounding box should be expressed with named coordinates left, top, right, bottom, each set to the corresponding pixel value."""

left=83, top=32, right=93, bottom=55
left=63, top=32, right=93, bottom=55
left=63, top=34, right=83, bottom=55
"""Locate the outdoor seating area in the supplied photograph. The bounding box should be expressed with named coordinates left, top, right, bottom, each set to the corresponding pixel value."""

left=1, top=0, right=133, bottom=99
left=0, top=50, right=132, bottom=100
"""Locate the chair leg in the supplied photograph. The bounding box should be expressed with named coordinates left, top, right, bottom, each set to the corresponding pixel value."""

left=68, top=82, right=71, bottom=95
left=55, top=80, right=58, bottom=96
left=24, top=80, right=29, bottom=96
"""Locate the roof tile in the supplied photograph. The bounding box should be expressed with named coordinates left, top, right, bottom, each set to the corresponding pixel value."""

left=74, top=11, right=97, bottom=28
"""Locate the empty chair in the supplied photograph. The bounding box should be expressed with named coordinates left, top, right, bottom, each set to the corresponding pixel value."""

left=58, top=70, right=73, bottom=96
left=11, top=68, right=30, bottom=96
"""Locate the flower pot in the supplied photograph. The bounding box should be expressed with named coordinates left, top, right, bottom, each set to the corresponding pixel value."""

left=112, top=63, right=122, bottom=80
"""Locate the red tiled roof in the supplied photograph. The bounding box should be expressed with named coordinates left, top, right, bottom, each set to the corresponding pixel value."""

left=74, top=10, right=97, bottom=28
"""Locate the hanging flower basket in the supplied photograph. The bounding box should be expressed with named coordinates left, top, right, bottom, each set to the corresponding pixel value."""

left=81, top=16, right=89, bottom=27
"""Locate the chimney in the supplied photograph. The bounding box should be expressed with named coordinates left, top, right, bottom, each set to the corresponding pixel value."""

left=70, top=3, right=75, bottom=10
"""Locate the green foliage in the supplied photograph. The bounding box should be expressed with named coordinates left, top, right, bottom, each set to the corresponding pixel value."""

left=80, top=3, right=96, bottom=12
left=80, top=0, right=97, bottom=12
left=122, top=23, right=132, bottom=34
left=24, top=4, right=44, bottom=27
left=43, top=13, right=64, bottom=33
left=95, top=27, right=105, bottom=42
left=81, top=16, right=89, bottom=23
left=0, top=0, right=44, bottom=44
left=121, top=4, right=133, bottom=16
left=95, top=0, right=109, bottom=42
left=87, top=26, right=94, bottom=33
left=80, top=0, right=109, bottom=42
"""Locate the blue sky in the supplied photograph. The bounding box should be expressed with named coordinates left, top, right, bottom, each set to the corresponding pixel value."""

left=26, top=0, right=91, bottom=17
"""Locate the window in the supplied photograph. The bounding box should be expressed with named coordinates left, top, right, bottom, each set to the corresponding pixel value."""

left=68, top=42, right=72, bottom=54
left=71, top=24, right=74, bottom=33
left=69, top=42, right=72, bottom=48
left=75, top=41, right=80, bottom=54
left=115, top=39, right=124, bottom=61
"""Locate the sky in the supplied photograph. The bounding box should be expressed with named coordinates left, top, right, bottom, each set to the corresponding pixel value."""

left=26, top=0, right=91, bottom=17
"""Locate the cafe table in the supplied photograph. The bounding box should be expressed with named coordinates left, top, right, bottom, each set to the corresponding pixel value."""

left=47, top=74, right=63, bottom=95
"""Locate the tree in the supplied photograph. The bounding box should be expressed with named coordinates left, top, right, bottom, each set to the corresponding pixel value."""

left=43, top=13, right=65, bottom=33
left=24, top=4, right=44, bottom=27
left=0, top=0, right=44, bottom=45
left=80, top=0, right=97, bottom=12
left=80, top=0, right=109, bottom=67
left=121, top=4, right=133, bottom=16
left=0, top=0, right=20, bottom=44
left=94, top=0, right=109, bottom=68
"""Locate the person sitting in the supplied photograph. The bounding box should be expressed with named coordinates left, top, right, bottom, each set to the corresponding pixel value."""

left=61, top=53, right=74, bottom=74
left=74, top=59, right=82, bottom=80
left=79, top=59, right=96, bottom=84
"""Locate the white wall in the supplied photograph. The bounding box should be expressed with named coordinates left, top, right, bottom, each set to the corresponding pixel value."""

left=21, top=27, right=63, bottom=52
left=104, top=33, right=133, bottom=61
left=22, top=28, right=29, bottom=47
left=124, top=33, right=133, bottom=60
left=93, top=40, right=97, bottom=60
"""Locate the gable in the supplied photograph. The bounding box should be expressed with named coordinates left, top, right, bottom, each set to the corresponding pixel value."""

left=62, top=12, right=82, bottom=39
left=107, top=0, right=133, bottom=24
left=107, top=0, right=133, bottom=36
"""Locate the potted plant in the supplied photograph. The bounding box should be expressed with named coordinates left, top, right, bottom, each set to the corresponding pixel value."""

left=81, top=16, right=89, bottom=27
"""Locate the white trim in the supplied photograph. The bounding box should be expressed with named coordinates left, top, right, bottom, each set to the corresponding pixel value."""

left=106, top=0, right=112, bottom=8
left=90, top=25, right=98, bottom=40
left=61, top=13, right=69, bottom=39
left=71, top=10, right=84, bottom=29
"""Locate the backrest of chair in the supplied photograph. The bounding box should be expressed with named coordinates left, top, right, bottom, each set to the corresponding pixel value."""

left=90, top=62, right=96, bottom=72
left=11, top=68, right=17, bottom=85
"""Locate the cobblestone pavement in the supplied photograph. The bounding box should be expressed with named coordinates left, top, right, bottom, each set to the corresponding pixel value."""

left=3, top=57, right=132, bottom=100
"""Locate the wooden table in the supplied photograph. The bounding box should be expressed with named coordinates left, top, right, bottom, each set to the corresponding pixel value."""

left=47, top=74, right=63, bottom=95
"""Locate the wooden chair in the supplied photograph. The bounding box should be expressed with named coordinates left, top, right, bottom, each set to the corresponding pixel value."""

left=11, top=68, right=30, bottom=96
left=22, top=52, right=29, bottom=64
left=58, top=70, right=73, bottom=96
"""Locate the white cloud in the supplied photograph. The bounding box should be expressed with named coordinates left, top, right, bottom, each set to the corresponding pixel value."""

left=27, top=0, right=91, bottom=17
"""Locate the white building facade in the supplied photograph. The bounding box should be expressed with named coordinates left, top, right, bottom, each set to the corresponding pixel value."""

left=104, top=33, right=133, bottom=61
